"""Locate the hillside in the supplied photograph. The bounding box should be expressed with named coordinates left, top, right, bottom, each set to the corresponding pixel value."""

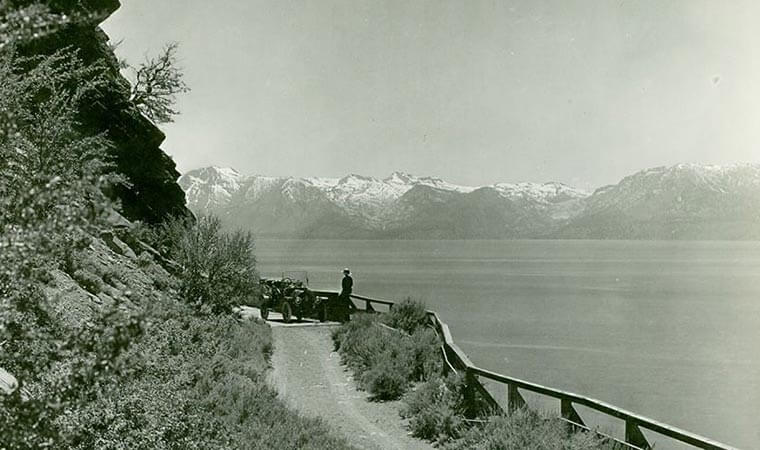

left=180, top=164, right=760, bottom=240
left=556, top=164, right=760, bottom=240
left=1, top=3, right=354, bottom=448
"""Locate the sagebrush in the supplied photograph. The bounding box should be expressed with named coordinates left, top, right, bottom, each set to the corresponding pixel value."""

left=332, top=303, right=442, bottom=400
left=159, top=215, right=260, bottom=314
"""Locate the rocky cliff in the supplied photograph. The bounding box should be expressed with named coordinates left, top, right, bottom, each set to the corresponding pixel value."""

left=19, top=0, right=190, bottom=223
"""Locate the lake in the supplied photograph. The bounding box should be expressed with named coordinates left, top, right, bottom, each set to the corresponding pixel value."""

left=255, top=239, right=760, bottom=449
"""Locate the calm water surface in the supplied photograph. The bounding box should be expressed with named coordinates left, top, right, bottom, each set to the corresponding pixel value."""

left=256, top=239, right=760, bottom=449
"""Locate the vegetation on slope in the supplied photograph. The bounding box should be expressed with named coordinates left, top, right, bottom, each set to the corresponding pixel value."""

left=0, top=6, right=352, bottom=448
left=331, top=299, right=442, bottom=400
left=332, top=300, right=612, bottom=449
left=402, top=373, right=612, bottom=449
left=58, top=287, right=353, bottom=450
left=158, top=215, right=260, bottom=314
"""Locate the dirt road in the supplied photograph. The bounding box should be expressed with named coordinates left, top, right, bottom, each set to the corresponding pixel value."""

left=267, top=319, right=433, bottom=450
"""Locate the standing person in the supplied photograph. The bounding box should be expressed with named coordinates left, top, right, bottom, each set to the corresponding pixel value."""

left=338, top=268, right=354, bottom=321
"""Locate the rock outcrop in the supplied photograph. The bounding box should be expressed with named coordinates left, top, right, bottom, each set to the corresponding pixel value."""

left=20, top=0, right=190, bottom=224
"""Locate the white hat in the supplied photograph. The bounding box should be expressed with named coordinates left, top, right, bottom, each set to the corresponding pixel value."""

left=343, top=268, right=350, bottom=274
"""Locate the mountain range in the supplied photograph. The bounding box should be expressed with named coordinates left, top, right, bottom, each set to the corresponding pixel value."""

left=178, top=164, right=760, bottom=240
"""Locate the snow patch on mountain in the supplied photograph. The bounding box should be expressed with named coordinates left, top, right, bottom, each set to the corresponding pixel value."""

left=385, top=171, right=476, bottom=194
left=178, top=164, right=760, bottom=239
left=179, top=167, right=591, bottom=218
left=179, top=166, right=244, bottom=211
left=491, top=181, right=589, bottom=203
left=303, top=177, right=340, bottom=190
left=242, top=176, right=283, bottom=202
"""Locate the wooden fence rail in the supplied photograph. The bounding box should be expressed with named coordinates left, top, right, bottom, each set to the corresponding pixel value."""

left=331, top=291, right=740, bottom=450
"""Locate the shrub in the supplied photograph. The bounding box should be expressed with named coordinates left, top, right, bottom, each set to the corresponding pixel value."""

left=150, top=267, right=177, bottom=292
left=333, top=301, right=612, bottom=449
left=361, top=348, right=413, bottom=400
left=406, top=327, right=443, bottom=382
left=402, top=373, right=466, bottom=443
left=446, top=408, right=612, bottom=450
left=383, top=298, right=429, bottom=334
left=61, top=297, right=352, bottom=450
left=160, top=215, right=259, bottom=314
left=402, top=373, right=614, bottom=449
left=332, top=306, right=442, bottom=401
left=0, top=39, right=138, bottom=448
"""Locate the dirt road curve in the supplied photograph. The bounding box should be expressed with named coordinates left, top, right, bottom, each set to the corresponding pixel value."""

left=268, top=322, right=433, bottom=450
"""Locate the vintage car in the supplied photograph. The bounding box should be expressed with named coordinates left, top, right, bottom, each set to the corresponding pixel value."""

left=259, top=276, right=325, bottom=323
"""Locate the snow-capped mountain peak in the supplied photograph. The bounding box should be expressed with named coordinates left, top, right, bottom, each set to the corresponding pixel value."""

left=384, top=171, right=417, bottom=185
left=178, top=164, right=760, bottom=240
left=302, top=176, right=340, bottom=189
left=179, top=167, right=589, bottom=229
left=179, top=167, right=588, bottom=212
left=178, top=166, right=244, bottom=211
left=491, top=181, right=589, bottom=203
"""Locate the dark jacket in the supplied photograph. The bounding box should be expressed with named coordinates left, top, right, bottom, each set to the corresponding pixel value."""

left=341, top=275, right=353, bottom=296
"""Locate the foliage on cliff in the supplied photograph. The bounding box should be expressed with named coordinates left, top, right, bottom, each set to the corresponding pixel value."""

left=2, top=0, right=190, bottom=224
left=127, top=42, right=190, bottom=125
left=0, top=29, right=143, bottom=446
left=0, top=4, right=352, bottom=449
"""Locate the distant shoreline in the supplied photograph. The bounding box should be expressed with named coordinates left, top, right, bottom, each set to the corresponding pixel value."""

left=252, top=236, right=760, bottom=243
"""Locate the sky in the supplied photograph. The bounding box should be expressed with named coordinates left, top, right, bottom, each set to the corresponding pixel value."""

left=102, top=0, right=760, bottom=190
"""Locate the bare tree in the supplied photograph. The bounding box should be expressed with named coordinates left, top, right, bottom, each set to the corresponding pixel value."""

left=128, top=42, right=190, bottom=124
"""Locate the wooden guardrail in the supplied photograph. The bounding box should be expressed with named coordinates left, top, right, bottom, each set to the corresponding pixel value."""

left=330, top=291, right=740, bottom=450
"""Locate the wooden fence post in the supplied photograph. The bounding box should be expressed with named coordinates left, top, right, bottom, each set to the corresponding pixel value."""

left=507, top=383, right=525, bottom=414
left=625, top=420, right=651, bottom=449
left=464, top=369, right=478, bottom=419
left=560, top=399, right=585, bottom=429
